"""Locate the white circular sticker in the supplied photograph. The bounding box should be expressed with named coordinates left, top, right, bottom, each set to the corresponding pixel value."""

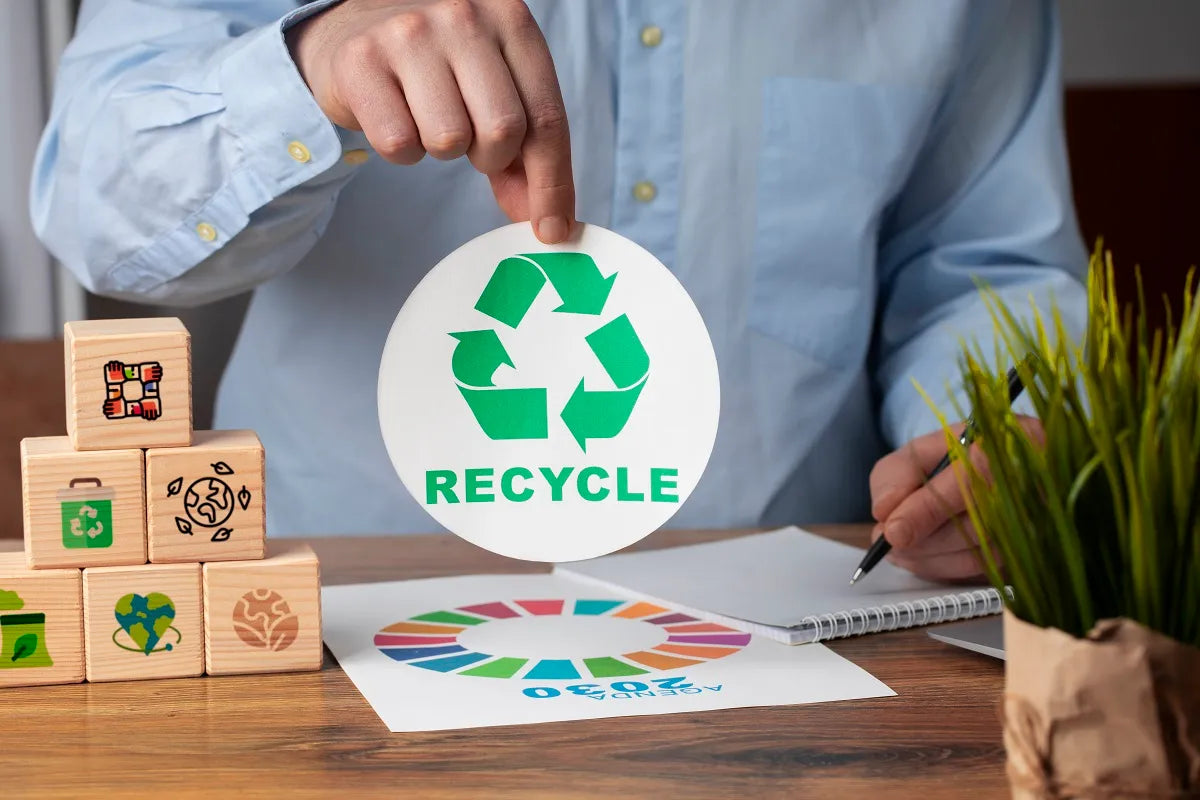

left=378, top=223, right=720, bottom=562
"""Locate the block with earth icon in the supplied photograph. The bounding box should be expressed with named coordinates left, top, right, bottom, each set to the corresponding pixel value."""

left=64, top=318, right=192, bottom=451
left=82, top=562, right=203, bottom=682
left=0, top=554, right=84, bottom=688
left=21, top=436, right=147, bottom=568
left=202, top=542, right=322, bottom=675
left=145, top=430, right=266, bottom=564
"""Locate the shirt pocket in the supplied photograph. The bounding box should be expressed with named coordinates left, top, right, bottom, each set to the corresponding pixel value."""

left=749, top=77, right=931, bottom=366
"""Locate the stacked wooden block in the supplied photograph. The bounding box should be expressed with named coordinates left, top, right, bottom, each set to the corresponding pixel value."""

left=3, top=318, right=321, bottom=688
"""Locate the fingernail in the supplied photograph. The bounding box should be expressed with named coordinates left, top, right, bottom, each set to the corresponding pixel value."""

left=536, top=216, right=568, bottom=243
left=885, top=519, right=911, bottom=548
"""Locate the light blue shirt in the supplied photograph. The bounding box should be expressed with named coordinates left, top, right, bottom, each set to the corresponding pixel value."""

left=32, top=0, right=1088, bottom=537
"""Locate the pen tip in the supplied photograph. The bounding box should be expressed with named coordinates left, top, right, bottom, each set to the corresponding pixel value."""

left=850, top=569, right=863, bottom=585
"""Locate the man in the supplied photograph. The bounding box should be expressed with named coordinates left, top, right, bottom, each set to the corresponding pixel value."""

left=31, top=0, right=1087, bottom=579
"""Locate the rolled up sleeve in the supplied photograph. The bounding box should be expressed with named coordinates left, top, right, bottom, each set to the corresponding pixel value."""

left=31, top=0, right=363, bottom=306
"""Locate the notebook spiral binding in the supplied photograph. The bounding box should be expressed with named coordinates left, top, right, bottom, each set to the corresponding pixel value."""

left=798, top=587, right=1010, bottom=642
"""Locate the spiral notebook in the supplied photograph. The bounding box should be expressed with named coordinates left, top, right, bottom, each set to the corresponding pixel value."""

left=554, top=527, right=1005, bottom=645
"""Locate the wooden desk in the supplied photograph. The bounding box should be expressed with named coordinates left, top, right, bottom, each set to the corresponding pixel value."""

left=1, top=527, right=1008, bottom=799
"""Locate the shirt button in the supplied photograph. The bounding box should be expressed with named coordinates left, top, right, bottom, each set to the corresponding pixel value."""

left=632, top=180, right=657, bottom=203
left=195, top=223, right=217, bottom=242
left=640, top=25, right=663, bottom=47
left=343, top=149, right=369, bottom=166
left=287, top=140, right=312, bottom=163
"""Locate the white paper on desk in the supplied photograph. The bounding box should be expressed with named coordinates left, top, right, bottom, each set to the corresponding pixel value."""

left=556, top=527, right=999, bottom=643
left=322, top=573, right=894, bottom=732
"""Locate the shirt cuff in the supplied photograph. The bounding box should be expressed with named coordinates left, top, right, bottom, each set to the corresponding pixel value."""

left=220, top=0, right=347, bottom=210
left=104, top=1, right=350, bottom=291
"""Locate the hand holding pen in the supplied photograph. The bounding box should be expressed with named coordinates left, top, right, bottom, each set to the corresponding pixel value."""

left=851, top=364, right=1029, bottom=585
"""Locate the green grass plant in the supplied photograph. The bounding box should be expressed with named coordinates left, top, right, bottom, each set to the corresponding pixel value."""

left=924, top=246, right=1198, bottom=645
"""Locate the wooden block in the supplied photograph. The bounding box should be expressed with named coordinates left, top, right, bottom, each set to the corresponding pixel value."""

left=65, top=317, right=192, bottom=451
left=83, top=562, right=203, bottom=682
left=0, top=553, right=83, bottom=687
left=202, top=542, right=321, bottom=676
left=21, top=437, right=146, bottom=568
left=146, top=430, right=266, bottom=563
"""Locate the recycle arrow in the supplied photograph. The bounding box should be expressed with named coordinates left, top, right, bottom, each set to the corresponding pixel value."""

left=450, top=253, right=648, bottom=450
left=560, top=314, right=649, bottom=451
left=474, top=253, right=616, bottom=328
left=449, top=330, right=512, bottom=387
left=449, top=329, right=547, bottom=440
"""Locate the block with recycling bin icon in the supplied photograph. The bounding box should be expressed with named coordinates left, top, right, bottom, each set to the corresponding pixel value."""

left=145, top=430, right=266, bottom=564
left=21, top=436, right=147, bottom=568
left=65, top=317, right=192, bottom=451
left=0, top=553, right=84, bottom=688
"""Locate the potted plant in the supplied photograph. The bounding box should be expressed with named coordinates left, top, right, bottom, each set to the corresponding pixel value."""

left=927, top=247, right=1199, bottom=798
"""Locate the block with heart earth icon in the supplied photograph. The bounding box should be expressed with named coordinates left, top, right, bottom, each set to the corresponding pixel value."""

left=202, top=542, right=322, bottom=676
left=83, top=562, right=203, bottom=682
left=65, top=317, right=192, bottom=451
left=0, top=554, right=84, bottom=688
left=145, top=430, right=266, bottom=564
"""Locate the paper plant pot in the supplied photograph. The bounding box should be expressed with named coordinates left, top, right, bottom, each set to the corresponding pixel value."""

left=1001, top=609, right=1200, bottom=798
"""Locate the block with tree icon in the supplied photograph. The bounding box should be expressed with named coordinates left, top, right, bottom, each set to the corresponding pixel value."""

left=202, top=542, right=322, bottom=676
left=83, top=562, right=203, bottom=682
left=21, top=436, right=146, bottom=568
left=65, top=317, right=192, bottom=451
left=0, top=554, right=84, bottom=688
left=145, top=430, right=266, bottom=564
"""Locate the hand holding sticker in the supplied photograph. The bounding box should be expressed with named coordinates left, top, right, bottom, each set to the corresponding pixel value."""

left=378, top=223, right=720, bottom=562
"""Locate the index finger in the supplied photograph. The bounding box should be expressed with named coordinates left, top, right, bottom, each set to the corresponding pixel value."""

left=869, top=423, right=965, bottom=522
left=882, top=463, right=970, bottom=549
left=493, top=2, right=574, bottom=242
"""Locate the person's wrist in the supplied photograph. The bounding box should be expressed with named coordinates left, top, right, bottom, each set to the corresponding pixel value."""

left=284, top=2, right=339, bottom=93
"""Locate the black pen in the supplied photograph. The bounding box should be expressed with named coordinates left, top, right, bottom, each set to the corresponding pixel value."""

left=849, top=362, right=1028, bottom=585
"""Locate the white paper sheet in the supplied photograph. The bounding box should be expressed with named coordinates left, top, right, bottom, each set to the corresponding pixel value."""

left=321, top=573, right=895, bottom=732
left=556, top=527, right=999, bottom=642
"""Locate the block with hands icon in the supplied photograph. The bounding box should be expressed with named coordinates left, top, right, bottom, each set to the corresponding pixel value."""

left=64, top=318, right=191, bottom=450
left=103, top=359, right=165, bottom=421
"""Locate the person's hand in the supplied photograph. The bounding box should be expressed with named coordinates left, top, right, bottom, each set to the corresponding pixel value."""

left=287, top=0, right=574, bottom=243
left=867, top=417, right=1042, bottom=582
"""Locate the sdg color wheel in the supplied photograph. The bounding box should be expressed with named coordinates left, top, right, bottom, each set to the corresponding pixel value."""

left=374, top=598, right=751, bottom=680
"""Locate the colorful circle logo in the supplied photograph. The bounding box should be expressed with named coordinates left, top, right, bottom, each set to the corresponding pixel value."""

left=373, top=598, right=750, bottom=680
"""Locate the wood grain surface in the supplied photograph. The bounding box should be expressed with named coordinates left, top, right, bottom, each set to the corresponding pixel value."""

left=203, top=541, right=322, bottom=676
left=64, top=318, right=192, bottom=451
left=0, top=552, right=84, bottom=688
left=82, top=561, right=203, bottom=683
left=21, top=437, right=146, bottom=568
left=0, top=526, right=1009, bottom=799
left=146, top=429, right=265, bottom=564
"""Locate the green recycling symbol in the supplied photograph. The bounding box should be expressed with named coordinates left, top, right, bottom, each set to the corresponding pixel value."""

left=450, top=253, right=649, bottom=451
